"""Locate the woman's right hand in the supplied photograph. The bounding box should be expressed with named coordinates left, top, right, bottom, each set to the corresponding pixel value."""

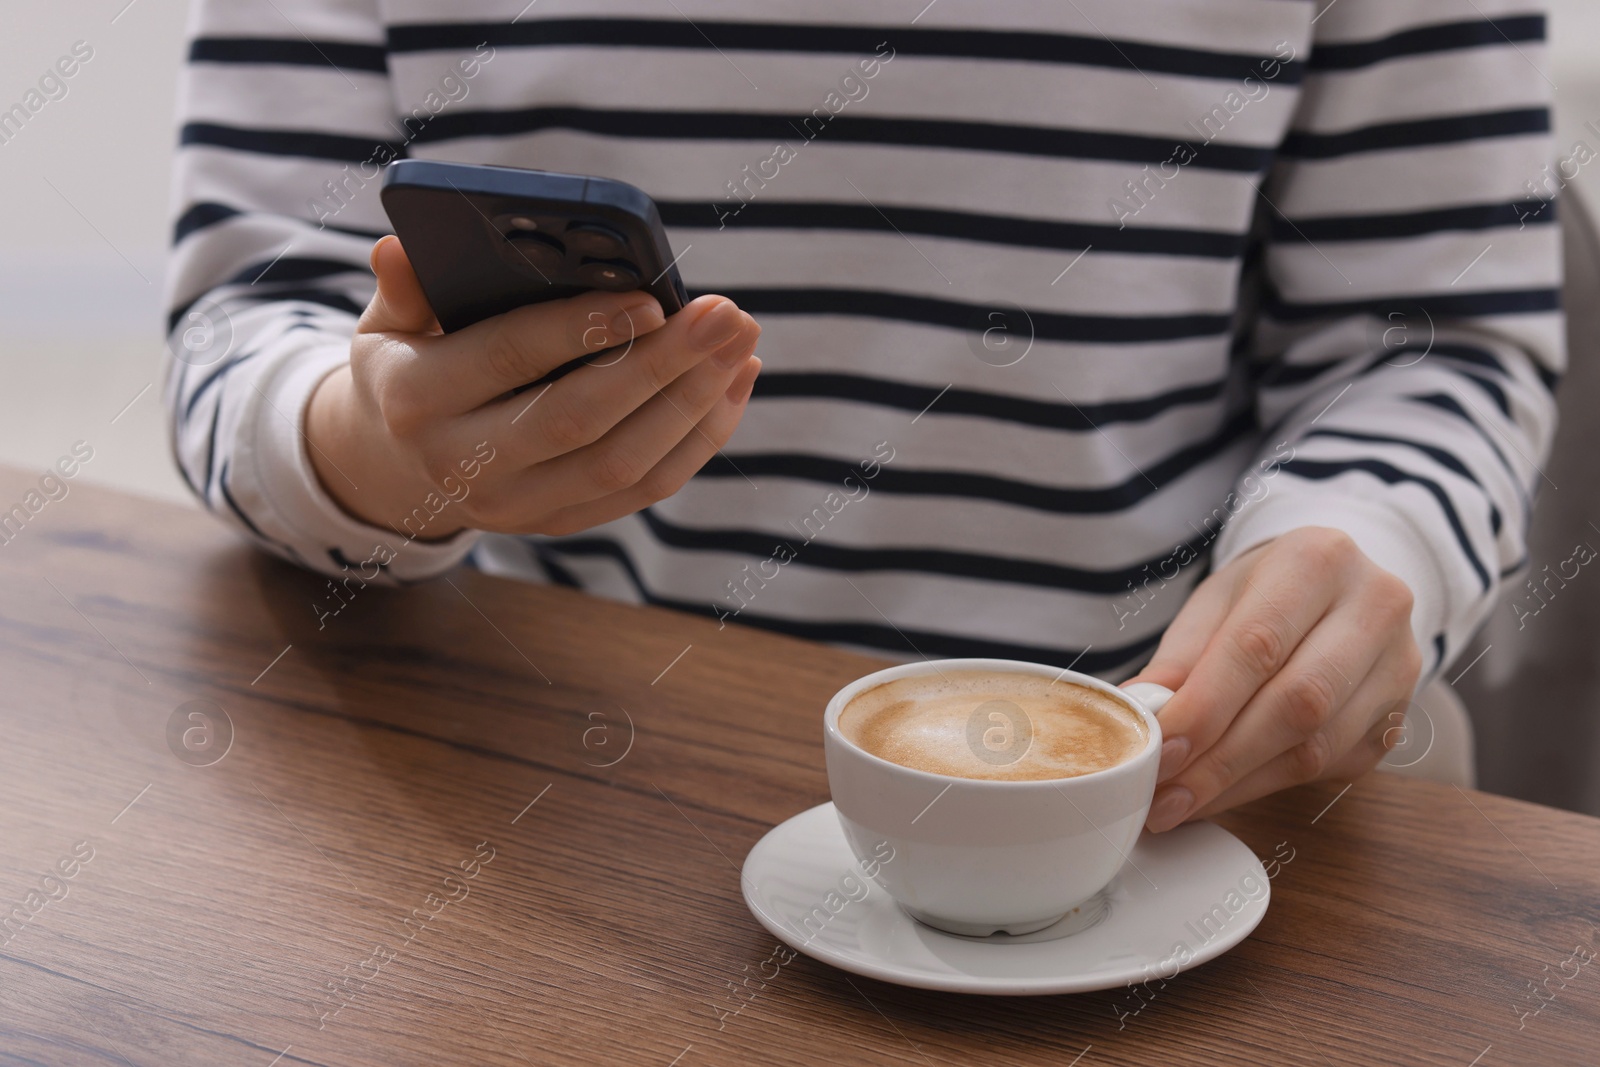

left=305, top=235, right=762, bottom=540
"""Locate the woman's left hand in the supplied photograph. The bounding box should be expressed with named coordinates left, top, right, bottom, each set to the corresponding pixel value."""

left=1123, top=527, right=1424, bottom=832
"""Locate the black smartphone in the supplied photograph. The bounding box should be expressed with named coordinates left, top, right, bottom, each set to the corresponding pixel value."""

left=379, top=160, right=688, bottom=381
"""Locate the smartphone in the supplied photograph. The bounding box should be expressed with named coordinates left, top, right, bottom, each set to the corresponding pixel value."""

left=379, top=160, right=689, bottom=381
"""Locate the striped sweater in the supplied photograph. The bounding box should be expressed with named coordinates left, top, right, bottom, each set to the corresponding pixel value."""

left=164, top=0, right=1564, bottom=680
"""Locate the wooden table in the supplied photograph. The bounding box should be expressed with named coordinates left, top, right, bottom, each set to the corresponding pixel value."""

left=1, top=468, right=1596, bottom=1067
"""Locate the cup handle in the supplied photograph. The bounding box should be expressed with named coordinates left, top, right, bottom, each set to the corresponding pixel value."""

left=1121, top=681, right=1175, bottom=716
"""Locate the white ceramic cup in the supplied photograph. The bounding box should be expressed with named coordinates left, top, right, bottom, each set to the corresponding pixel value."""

left=823, top=657, right=1173, bottom=936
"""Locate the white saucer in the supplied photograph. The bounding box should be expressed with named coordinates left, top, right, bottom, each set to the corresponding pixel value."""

left=740, top=802, right=1269, bottom=995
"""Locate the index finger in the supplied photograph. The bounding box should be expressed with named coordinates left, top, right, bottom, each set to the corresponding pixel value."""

left=1153, top=552, right=1339, bottom=779
left=417, top=289, right=669, bottom=413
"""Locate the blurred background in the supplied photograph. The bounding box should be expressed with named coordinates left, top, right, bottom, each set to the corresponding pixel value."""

left=3, top=2, right=1597, bottom=809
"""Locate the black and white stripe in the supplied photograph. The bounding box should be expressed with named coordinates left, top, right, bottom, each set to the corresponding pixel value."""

left=165, top=0, right=1562, bottom=676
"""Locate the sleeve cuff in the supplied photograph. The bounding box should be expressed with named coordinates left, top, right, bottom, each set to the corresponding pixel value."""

left=248, top=343, right=482, bottom=582
left=1211, top=492, right=1449, bottom=664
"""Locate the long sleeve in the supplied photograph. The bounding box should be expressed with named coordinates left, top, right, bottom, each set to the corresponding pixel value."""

left=162, top=0, right=480, bottom=583
left=1213, top=1, right=1564, bottom=680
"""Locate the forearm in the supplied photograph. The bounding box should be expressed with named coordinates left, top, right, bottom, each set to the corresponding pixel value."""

left=164, top=0, right=486, bottom=582
left=165, top=303, right=481, bottom=582
left=1231, top=0, right=1564, bottom=677
left=1218, top=334, right=1558, bottom=679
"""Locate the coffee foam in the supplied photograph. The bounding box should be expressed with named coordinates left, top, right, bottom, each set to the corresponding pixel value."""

left=838, top=669, right=1148, bottom=782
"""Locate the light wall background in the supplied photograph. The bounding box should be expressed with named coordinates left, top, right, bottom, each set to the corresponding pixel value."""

left=3, top=2, right=1595, bottom=503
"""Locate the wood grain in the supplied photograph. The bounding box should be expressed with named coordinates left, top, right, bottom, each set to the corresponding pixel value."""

left=0, top=467, right=1596, bottom=1067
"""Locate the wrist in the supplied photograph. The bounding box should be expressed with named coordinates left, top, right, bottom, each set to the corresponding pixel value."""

left=304, top=367, right=468, bottom=540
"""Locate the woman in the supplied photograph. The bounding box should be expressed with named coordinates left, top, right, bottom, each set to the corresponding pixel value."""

left=165, top=0, right=1561, bottom=829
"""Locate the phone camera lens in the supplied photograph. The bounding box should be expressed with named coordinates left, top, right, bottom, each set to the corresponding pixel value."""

left=506, top=230, right=566, bottom=276
left=508, top=216, right=539, bottom=231
left=576, top=258, right=641, bottom=290
left=564, top=223, right=626, bottom=258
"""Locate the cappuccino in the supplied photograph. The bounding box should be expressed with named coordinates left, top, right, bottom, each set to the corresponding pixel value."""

left=838, top=669, right=1147, bottom=781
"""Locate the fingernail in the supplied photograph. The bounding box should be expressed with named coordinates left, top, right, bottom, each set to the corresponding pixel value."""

left=608, top=298, right=660, bottom=343
left=1146, top=787, right=1193, bottom=833
left=1157, top=737, right=1190, bottom=783
left=687, top=299, right=742, bottom=351
left=726, top=358, right=760, bottom=403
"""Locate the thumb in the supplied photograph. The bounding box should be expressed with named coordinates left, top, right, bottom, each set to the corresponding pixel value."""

left=359, top=235, right=439, bottom=335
